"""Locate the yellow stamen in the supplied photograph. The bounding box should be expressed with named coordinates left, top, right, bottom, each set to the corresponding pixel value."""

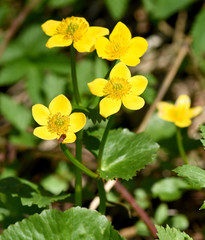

left=56, top=17, right=89, bottom=41
left=103, top=77, right=131, bottom=99
left=47, top=112, right=69, bottom=136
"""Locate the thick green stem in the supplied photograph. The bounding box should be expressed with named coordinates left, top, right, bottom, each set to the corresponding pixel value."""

left=97, top=179, right=106, bottom=215
left=60, top=143, right=98, bottom=178
left=75, top=131, right=83, bottom=206
left=97, top=115, right=115, bottom=169
left=70, top=44, right=81, bottom=106
left=176, top=127, right=188, bottom=165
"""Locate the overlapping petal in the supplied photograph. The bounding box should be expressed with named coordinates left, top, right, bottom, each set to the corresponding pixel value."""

left=49, top=94, right=72, bottom=115
left=46, top=35, right=72, bottom=48
left=109, top=22, right=131, bottom=42
left=62, top=132, right=76, bottom=143
left=41, top=20, right=61, bottom=36
left=88, top=78, right=108, bottom=96
left=100, top=97, right=121, bottom=118
left=175, top=119, right=192, bottom=128
left=120, top=54, right=141, bottom=67
left=33, top=126, right=57, bottom=140
left=69, top=113, right=86, bottom=133
left=129, top=76, right=148, bottom=95
left=122, top=95, right=145, bottom=110
left=32, top=104, right=49, bottom=126
left=110, top=62, right=131, bottom=80
left=95, top=37, right=112, bottom=59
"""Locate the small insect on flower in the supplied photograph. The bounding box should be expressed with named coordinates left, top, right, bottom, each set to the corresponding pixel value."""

left=157, top=94, right=202, bottom=128
left=41, top=16, right=109, bottom=52
left=88, top=62, right=148, bottom=118
left=32, top=94, right=86, bottom=144
left=95, top=21, right=148, bottom=66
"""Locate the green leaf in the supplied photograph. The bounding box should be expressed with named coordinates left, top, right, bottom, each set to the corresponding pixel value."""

left=1, top=42, right=25, bottom=64
left=200, top=125, right=205, bottom=148
left=26, top=66, right=44, bottom=104
left=141, top=74, right=157, bottom=104
left=0, top=94, right=32, bottom=131
left=173, top=165, right=205, bottom=189
left=135, top=220, right=150, bottom=237
left=199, top=201, right=205, bottom=210
left=156, top=225, right=193, bottom=240
left=154, top=203, right=168, bottom=225
left=134, top=188, right=150, bottom=209
left=152, top=177, right=190, bottom=201
left=170, top=214, right=189, bottom=231
left=145, top=113, right=176, bottom=142
left=142, top=0, right=194, bottom=20
left=99, top=128, right=159, bottom=180
left=0, top=177, right=70, bottom=208
left=9, top=131, right=37, bottom=147
left=0, top=59, right=31, bottom=86
left=42, top=73, right=67, bottom=105
left=105, top=0, right=130, bottom=20
left=0, top=207, right=125, bottom=240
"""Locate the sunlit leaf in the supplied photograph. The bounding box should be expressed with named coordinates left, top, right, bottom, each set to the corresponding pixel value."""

left=99, top=128, right=159, bottom=180
left=156, top=225, right=193, bottom=240
left=0, top=207, right=125, bottom=240
left=173, top=165, right=205, bottom=189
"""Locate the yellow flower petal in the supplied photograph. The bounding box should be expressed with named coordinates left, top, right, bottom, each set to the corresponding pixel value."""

left=109, top=62, right=131, bottom=80
left=110, top=22, right=131, bottom=42
left=189, top=106, right=202, bottom=118
left=32, top=104, right=50, bottom=126
left=99, top=97, right=121, bottom=118
left=46, top=35, right=72, bottom=48
left=122, top=94, right=145, bottom=110
left=129, top=76, right=148, bottom=95
left=157, top=102, right=175, bottom=122
left=175, top=95, right=190, bottom=108
left=62, top=132, right=76, bottom=144
left=49, top=94, right=72, bottom=116
left=88, top=78, right=108, bottom=96
left=95, top=37, right=114, bottom=60
left=41, top=20, right=61, bottom=36
left=74, top=27, right=109, bottom=52
left=175, top=119, right=192, bottom=128
left=33, top=126, right=57, bottom=140
left=68, top=112, right=86, bottom=133
left=120, top=54, right=141, bottom=66
left=128, top=37, right=148, bottom=58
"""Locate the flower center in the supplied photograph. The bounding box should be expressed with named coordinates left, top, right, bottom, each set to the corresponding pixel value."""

left=106, top=34, right=130, bottom=58
left=103, top=77, right=131, bottom=100
left=56, top=17, right=89, bottom=41
left=47, top=112, right=69, bottom=136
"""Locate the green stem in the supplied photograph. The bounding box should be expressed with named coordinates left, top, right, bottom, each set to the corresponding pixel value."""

left=75, top=130, right=83, bottom=206
left=70, top=44, right=81, bottom=106
left=60, top=143, right=98, bottom=178
left=176, top=127, right=188, bottom=165
left=97, top=179, right=106, bottom=215
left=104, top=60, right=118, bottom=79
left=97, top=115, right=115, bottom=169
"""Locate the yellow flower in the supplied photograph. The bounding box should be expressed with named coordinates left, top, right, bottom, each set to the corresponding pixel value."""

left=157, top=95, right=202, bottom=128
left=41, top=16, right=109, bottom=52
left=95, top=21, right=148, bottom=66
left=88, top=62, right=148, bottom=118
left=32, top=95, right=86, bottom=143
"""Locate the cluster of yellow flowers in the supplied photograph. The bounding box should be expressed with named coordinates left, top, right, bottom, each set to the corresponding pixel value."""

left=32, top=16, right=202, bottom=143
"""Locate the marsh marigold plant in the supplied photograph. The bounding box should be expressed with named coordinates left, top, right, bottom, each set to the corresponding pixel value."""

left=95, top=21, right=148, bottom=66
left=32, top=94, right=86, bottom=143
left=41, top=16, right=109, bottom=52
left=88, top=62, right=148, bottom=118
left=157, top=94, right=202, bottom=127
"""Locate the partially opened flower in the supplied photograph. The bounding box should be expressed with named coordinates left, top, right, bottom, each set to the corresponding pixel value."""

left=95, top=22, right=148, bottom=66
left=88, top=62, right=148, bottom=118
left=41, top=16, right=109, bottom=52
left=32, top=95, right=86, bottom=143
left=157, top=95, right=202, bottom=128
